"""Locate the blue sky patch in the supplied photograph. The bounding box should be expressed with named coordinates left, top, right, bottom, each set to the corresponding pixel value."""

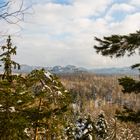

left=113, top=0, right=130, bottom=4
left=52, top=0, right=72, bottom=5
left=111, top=11, right=128, bottom=21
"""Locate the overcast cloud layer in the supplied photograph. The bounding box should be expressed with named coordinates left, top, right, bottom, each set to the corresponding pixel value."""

left=0, top=0, right=140, bottom=68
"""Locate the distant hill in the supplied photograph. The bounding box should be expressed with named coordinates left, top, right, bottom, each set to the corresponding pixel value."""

left=0, top=64, right=139, bottom=75
left=89, top=67, right=139, bottom=75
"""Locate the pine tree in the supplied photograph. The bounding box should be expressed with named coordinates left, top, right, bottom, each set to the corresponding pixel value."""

left=0, top=36, right=33, bottom=139
left=96, top=113, right=108, bottom=140
left=94, top=30, right=140, bottom=123
left=24, top=69, right=71, bottom=139
left=0, top=35, right=20, bottom=81
left=65, top=115, right=96, bottom=140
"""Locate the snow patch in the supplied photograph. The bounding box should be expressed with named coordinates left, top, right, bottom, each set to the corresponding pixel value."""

left=57, top=91, right=62, bottom=96
left=44, top=71, right=53, bottom=81
left=9, top=106, right=16, bottom=112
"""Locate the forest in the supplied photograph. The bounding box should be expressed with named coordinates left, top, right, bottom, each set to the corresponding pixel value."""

left=0, top=34, right=139, bottom=140
left=0, top=0, right=140, bottom=140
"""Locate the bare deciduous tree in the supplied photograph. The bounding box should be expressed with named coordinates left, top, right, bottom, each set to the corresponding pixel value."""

left=0, top=0, right=30, bottom=24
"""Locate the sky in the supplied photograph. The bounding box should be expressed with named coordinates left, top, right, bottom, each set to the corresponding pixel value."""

left=0, top=0, right=140, bottom=68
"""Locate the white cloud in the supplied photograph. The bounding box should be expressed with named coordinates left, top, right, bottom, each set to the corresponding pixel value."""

left=0, top=0, right=140, bottom=68
left=130, top=0, right=140, bottom=7
left=109, top=12, right=140, bottom=34
left=109, top=3, right=135, bottom=13
left=105, top=3, right=136, bottom=22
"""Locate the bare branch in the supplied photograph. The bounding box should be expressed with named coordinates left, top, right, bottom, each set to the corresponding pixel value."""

left=0, top=0, right=32, bottom=24
left=0, top=1, right=10, bottom=9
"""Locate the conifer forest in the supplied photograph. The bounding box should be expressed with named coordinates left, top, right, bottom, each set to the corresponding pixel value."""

left=0, top=0, right=140, bottom=140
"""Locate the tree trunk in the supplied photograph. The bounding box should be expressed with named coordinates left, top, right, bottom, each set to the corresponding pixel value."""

left=34, top=98, right=42, bottom=140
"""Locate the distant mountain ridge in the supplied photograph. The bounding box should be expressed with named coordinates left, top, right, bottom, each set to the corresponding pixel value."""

left=89, top=67, right=139, bottom=75
left=0, top=64, right=139, bottom=75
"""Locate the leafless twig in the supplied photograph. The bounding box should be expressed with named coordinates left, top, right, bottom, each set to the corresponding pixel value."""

left=0, top=0, right=32, bottom=24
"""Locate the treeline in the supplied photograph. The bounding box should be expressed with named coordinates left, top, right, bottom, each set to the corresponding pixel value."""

left=60, top=73, right=139, bottom=111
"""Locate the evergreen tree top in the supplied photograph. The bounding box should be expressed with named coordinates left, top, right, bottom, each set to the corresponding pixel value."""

left=94, top=30, right=140, bottom=123
left=0, top=35, right=20, bottom=81
left=94, top=30, right=140, bottom=58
